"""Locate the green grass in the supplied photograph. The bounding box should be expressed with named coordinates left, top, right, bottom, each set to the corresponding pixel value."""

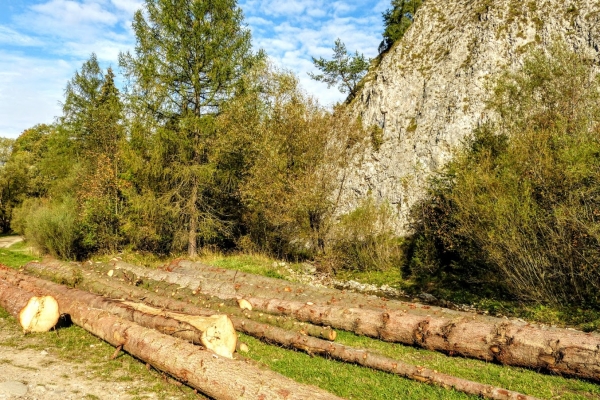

left=0, top=240, right=38, bottom=268
left=200, top=252, right=287, bottom=279
left=239, top=330, right=600, bottom=400
left=239, top=333, right=472, bottom=400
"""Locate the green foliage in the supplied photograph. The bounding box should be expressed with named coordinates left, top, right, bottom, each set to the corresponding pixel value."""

left=325, top=198, right=404, bottom=273
left=370, top=124, right=384, bottom=151
left=409, top=43, right=600, bottom=307
left=119, top=0, right=264, bottom=256
left=0, top=125, right=51, bottom=233
left=13, top=197, right=81, bottom=260
left=380, top=0, right=423, bottom=53
left=223, top=65, right=364, bottom=259
left=308, top=39, right=370, bottom=101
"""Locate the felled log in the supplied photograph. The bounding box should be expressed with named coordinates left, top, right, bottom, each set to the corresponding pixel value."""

left=16, top=263, right=537, bottom=400
left=120, top=301, right=236, bottom=359
left=1, top=268, right=236, bottom=358
left=104, top=260, right=600, bottom=381
left=0, top=280, right=59, bottom=332
left=30, top=260, right=337, bottom=341
left=0, top=267, right=341, bottom=400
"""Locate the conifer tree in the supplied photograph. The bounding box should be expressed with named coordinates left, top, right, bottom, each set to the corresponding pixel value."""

left=120, top=0, right=263, bottom=256
left=379, top=0, right=423, bottom=53
left=309, top=39, right=370, bottom=101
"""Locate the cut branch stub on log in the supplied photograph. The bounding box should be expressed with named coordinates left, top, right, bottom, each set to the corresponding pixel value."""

left=14, top=263, right=538, bottom=400
left=121, top=301, right=237, bottom=359
left=0, top=280, right=59, bottom=333
left=0, top=267, right=342, bottom=400
left=101, top=260, right=600, bottom=382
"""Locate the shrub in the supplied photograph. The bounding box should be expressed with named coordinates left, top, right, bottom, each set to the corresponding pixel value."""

left=12, top=197, right=81, bottom=260
left=326, top=198, right=404, bottom=273
left=408, top=43, right=600, bottom=306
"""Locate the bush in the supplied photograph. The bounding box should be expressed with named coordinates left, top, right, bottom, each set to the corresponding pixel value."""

left=12, top=197, right=81, bottom=260
left=325, top=198, right=404, bottom=273
left=408, top=43, right=600, bottom=307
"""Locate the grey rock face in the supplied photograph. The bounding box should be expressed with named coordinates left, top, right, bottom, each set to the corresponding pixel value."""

left=338, top=0, right=600, bottom=234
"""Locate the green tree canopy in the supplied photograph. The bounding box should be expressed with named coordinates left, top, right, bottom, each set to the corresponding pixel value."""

left=308, top=39, right=370, bottom=101
left=120, top=0, right=264, bottom=256
left=379, top=0, right=423, bottom=53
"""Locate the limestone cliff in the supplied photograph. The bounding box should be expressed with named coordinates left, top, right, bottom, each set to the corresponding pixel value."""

left=338, top=0, right=600, bottom=234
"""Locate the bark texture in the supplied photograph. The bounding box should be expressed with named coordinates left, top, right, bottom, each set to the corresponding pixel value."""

left=3, top=268, right=236, bottom=357
left=38, top=260, right=337, bottom=341
left=106, top=260, right=600, bottom=381
left=0, top=266, right=342, bottom=400
left=0, top=280, right=59, bottom=332
left=17, top=262, right=537, bottom=400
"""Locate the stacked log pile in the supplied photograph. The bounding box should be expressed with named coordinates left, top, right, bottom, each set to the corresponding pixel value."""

left=3, top=258, right=599, bottom=399
left=105, top=259, right=600, bottom=381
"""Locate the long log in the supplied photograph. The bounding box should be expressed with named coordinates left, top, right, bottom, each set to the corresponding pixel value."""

left=0, top=267, right=341, bottom=400
left=110, top=259, right=477, bottom=320
left=33, top=260, right=337, bottom=341
left=2, top=268, right=236, bottom=358
left=102, top=260, right=600, bottom=381
left=14, top=263, right=538, bottom=400
left=0, top=280, right=59, bottom=332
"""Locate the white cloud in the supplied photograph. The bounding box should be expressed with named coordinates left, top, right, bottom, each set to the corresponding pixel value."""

left=22, top=0, right=120, bottom=38
left=241, top=0, right=387, bottom=107
left=0, top=26, right=42, bottom=46
left=0, top=51, right=76, bottom=138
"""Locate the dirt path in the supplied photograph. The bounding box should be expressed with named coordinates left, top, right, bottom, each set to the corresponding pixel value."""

left=0, top=236, right=23, bottom=249
left=0, top=317, right=157, bottom=400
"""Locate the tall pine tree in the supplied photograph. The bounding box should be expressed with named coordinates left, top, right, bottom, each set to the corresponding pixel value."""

left=120, top=0, right=263, bottom=256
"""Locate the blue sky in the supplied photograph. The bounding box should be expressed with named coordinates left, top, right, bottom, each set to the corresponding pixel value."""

left=0, top=0, right=388, bottom=138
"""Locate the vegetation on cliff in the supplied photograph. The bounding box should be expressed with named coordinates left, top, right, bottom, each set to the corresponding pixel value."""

left=409, top=43, right=600, bottom=308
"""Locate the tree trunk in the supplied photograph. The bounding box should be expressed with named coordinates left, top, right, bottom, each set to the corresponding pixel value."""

left=105, top=260, right=600, bottom=381
left=120, top=259, right=465, bottom=319
left=0, top=267, right=341, bottom=400
left=2, top=268, right=236, bottom=358
left=15, top=263, right=537, bottom=400
left=33, top=260, right=337, bottom=341
left=188, top=178, right=198, bottom=257
left=0, top=280, right=59, bottom=333
left=120, top=301, right=237, bottom=358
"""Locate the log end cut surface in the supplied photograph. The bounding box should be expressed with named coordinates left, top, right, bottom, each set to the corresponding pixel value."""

left=19, top=296, right=60, bottom=333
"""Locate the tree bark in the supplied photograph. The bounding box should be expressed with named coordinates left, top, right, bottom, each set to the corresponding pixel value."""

left=188, top=177, right=198, bottom=257
left=14, top=263, right=537, bottom=400
left=0, top=280, right=59, bottom=333
left=36, top=260, right=337, bottom=341
left=2, top=268, right=236, bottom=358
left=117, top=259, right=466, bottom=320
left=0, top=267, right=341, bottom=400
left=105, top=260, right=600, bottom=381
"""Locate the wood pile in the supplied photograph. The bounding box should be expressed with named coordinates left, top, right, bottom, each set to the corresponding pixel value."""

left=4, top=258, right=598, bottom=399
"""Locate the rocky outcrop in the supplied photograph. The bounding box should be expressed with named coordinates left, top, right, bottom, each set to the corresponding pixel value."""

left=339, top=0, right=600, bottom=234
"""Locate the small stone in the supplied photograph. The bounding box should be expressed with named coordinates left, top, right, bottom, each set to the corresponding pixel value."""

left=417, top=293, right=437, bottom=303
left=0, top=381, right=28, bottom=396
left=40, top=350, right=48, bottom=356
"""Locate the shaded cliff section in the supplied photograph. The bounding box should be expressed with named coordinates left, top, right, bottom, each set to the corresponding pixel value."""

left=338, top=0, right=600, bottom=234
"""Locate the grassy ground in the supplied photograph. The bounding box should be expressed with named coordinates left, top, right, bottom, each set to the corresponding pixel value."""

left=0, top=240, right=38, bottom=268
left=3, top=242, right=600, bottom=399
